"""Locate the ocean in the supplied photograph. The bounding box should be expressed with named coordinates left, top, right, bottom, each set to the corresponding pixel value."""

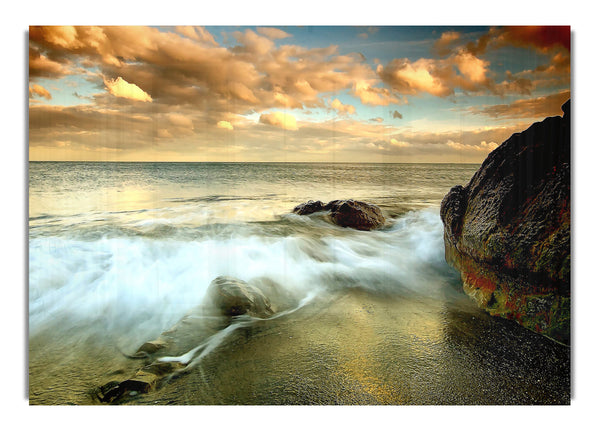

left=28, top=162, right=570, bottom=405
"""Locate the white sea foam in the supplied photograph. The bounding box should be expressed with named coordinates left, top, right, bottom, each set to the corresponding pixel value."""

left=28, top=208, right=459, bottom=347
left=29, top=162, right=477, bottom=348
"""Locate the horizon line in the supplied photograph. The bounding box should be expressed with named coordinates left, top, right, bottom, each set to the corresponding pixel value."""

left=28, top=160, right=481, bottom=165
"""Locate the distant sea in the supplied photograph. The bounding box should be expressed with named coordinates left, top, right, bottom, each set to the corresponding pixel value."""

left=28, top=162, right=570, bottom=405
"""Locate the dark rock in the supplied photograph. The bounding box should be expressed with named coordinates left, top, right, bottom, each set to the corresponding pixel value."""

left=293, top=200, right=326, bottom=215
left=120, top=371, right=158, bottom=394
left=440, top=99, right=570, bottom=344
left=205, top=276, right=275, bottom=318
left=293, top=199, right=385, bottom=231
left=95, top=380, right=124, bottom=403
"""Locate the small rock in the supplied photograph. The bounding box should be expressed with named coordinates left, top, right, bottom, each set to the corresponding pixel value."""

left=293, top=199, right=385, bottom=230
left=206, top=276, right=274, bottom=318
left=293, top=200, right=325, bottom=215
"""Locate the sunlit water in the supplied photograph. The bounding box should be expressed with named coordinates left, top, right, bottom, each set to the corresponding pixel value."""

left=28, top=162, right=570, bottom=405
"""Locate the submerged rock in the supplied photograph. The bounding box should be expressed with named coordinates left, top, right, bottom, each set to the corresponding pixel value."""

left=206, top=276, right=275, bottom=319
left=293, top=199, right=385, bottom=231
left=96, top=276, right=278, bottom=403
left=440, top=99, right=571, bottom=344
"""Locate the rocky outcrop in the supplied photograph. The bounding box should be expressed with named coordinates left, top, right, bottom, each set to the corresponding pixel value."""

left=293, top=199, right=385, bottom=231
left=440, top=100, right=571, bottom=344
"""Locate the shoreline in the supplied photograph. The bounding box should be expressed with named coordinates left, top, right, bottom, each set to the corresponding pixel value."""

left=29, top=286, right=569, bottom=405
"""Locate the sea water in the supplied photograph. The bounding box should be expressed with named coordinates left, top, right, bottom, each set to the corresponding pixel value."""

left=28, top=162, right=570, bottom=404
left=29, top=162, right=474, bottom=339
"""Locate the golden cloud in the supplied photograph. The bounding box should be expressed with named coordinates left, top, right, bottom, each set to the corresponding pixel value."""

left=330, top=98, right=356, bottom=115
left=259, top=112, right=298, bottom=131
left=29, top=84, right=51, bottom=100
left=446, top=140, right=498, bottom=152
left=468, top=90, right=570, bottom=119
left=104, top=76, right=152, bottom=102
left=217, top=120, right=234, bottom=130
left=377, top=59, right=453, bottom=97
left=453, top=51, right=489, bottom=84
left=175, top=26, right=218, bottom=45
left=353, top=81, right=399, bottom=105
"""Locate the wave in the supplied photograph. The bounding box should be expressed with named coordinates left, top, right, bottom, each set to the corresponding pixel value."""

left=28, top=208, right=461, bottom=345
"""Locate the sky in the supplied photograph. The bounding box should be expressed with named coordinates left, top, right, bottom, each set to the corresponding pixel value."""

left=28, top=25, right=570, bottom=163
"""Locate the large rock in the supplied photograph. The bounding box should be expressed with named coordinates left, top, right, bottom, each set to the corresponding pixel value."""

left=293, top=199, right=385, bottom=231
left=440, top=100, right=571, bottom=344
left=205, top=276, right=275, bottom=319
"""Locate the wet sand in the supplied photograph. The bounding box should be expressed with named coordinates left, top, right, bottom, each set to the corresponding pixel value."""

left=28, top=287, right=570, bottom=405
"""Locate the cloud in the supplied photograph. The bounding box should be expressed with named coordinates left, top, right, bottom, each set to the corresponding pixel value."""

left=494, top=26, right=570, bottom=53
left=27, top=25, right=570, bottom=163
left=29, top=46, right=70, bottom=78
left=390, top=138, right=410, bottom=148
left=233, top=29, right=275, bottom=55
left=104, top=76, right=152, bottom=102
left=353, top=80, right=399, bottom=105
left=330, top=98, right=356, bottom=115
left=377, top=48, right=533, bottom=97
left=217, top=120, right=234, bottom=130
left=257, top=27, right=292, bottom=40
left=29, top=84, right=51, bottom=100
left=433, top=31, right=461, bottom=56
left=29, top=25, right=379, bottom=114
left=259, top=112, right=298, bottom=131
left=446, top=140, right=498, bottom=152
left=468, top=90, right=570, bottom=119
left=175, top=26, right=218, bottom=45
left=37, top=26, right=82, bottom=49
left=157, top=129, right=173, bottom=139
left=453, top=51, right=488, bottom=84
left=167, top=113, right=194, bottom=129
left=377, top=58, right=453, bottom=97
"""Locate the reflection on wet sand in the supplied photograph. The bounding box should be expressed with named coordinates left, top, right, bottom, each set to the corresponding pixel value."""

left=28, top=285, right=568, bottom=405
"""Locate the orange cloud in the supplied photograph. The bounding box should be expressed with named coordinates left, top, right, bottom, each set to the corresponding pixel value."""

left=453, top=51, right=488, bottom=83
left=330, top=98, right=356, bottom=115
left=377, top=59, right=453, bottom=97
left=446, top=140, right=498, bottom=152
left=433, top=31, right=461, bottom=56
left=259, top=112, right=298, bottom=131
left=104, top=76, right=152, bottom=102
left=353, top=80, right=399, bottom=105
left=29, top=46, right=69, bottom=78
left=175, top=26, right=218, bottom=45
left=468, top=90, right=570, bottom=119
left=29, top=25, right=380, bottom=114
left=29, top=84, right=51, bottom=100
